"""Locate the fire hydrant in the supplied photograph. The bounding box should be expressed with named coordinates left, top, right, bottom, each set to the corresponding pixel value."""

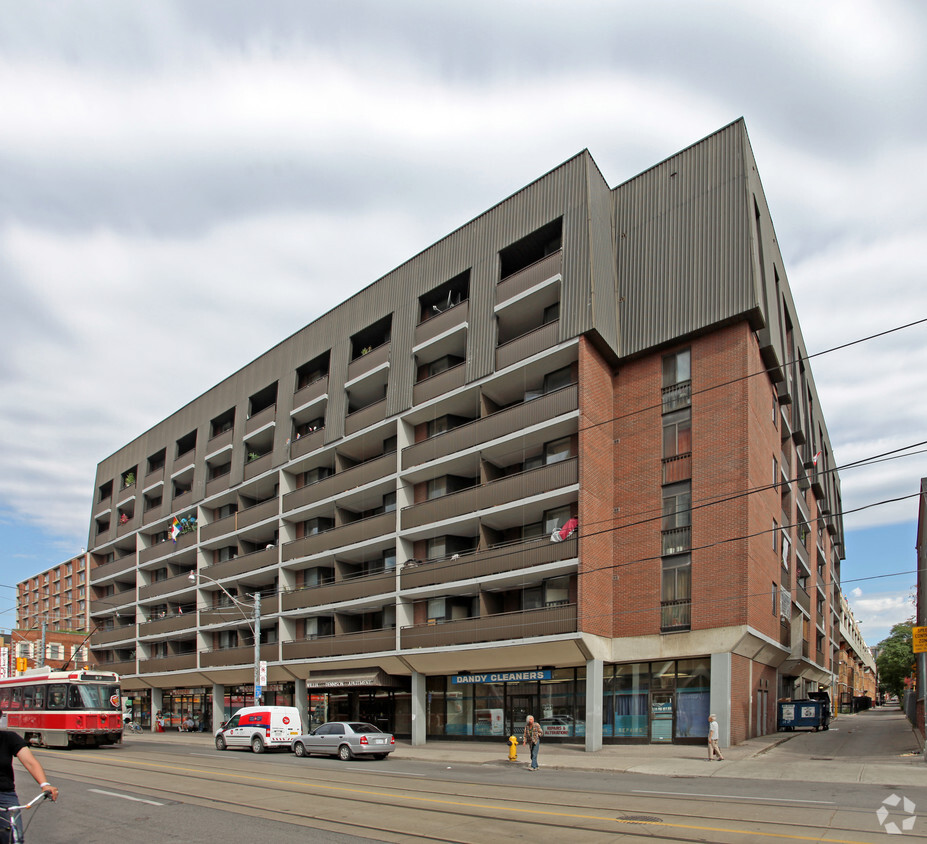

left=508, top=735, right=518, bottom=761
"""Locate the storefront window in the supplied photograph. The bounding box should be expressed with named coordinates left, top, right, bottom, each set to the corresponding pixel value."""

left=426, top=676, right=446, bottom=736
left=606, top=663, right=649, bottom=738
left=446, top=684, right=473, bottom=736
left=474, top=682, right=506, bottom=736
left=675, top=658, right=710, bottom=738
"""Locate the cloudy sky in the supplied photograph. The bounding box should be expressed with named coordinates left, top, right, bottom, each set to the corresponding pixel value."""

left=1, top=1, right=925, bottom=647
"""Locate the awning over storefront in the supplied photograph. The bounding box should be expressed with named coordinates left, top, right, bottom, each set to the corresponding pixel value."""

left=306, top=668, right=402, bottom=689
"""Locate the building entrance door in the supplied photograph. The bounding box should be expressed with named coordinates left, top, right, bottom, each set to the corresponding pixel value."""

left=508, top=694, right=538, bottom=737
left=650, top=692, right=674, bottom=743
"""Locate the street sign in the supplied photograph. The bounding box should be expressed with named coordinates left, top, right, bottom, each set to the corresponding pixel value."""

left=254, top=685, right=262, bottom=699
left=259, top=660, right=267, bottom=685
left=913, top=626, right=927, bottom=654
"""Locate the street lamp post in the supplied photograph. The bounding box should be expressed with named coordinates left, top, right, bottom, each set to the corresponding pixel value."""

left=188, top=572, right=263, bottom=705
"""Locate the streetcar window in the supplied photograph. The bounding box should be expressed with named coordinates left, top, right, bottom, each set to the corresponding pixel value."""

left=33, top=686, right=46, bottom=710
left=67, top=683, right=121, bottom=709
left=68, top=685, right=83, bottom=709
left=22, top=686, right=36, bottom=710
left=0, top=688, right=10, bottom=709
left=48, top=685, right=67, bottom=710
left=106, top=685, right=121, bottom=710
left=9, top=688, right=22, bottom=710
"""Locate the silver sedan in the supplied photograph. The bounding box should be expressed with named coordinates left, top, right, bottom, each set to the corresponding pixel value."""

left=292, top=721, right=395, bottom=760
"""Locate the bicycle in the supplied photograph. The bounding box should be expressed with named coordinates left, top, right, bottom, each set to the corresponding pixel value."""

left=125, top=720, right=143, bottom=734
left=0, top=791, right=53, bottom=844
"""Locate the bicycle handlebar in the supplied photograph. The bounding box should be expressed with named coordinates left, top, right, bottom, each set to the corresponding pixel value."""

left=0, top=792, right=52, bottom=813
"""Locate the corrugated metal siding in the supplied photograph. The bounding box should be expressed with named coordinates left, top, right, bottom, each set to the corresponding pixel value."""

left=583, top=155, right=619, bottom=354
left=615, top=120, right=757, bottom=357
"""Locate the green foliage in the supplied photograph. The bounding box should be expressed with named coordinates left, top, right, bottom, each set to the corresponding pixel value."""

left=875, top=621, right=914, bottom=699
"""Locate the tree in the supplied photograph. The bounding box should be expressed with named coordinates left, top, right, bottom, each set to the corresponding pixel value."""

left=875, top=621, right=914, bottom=700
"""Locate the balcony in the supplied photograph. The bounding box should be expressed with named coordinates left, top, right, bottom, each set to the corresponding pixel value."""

left=90, top=554, right=137, bottom=584
left=293, top=374, right=329, bottom=409
left=281, top=571, right=396, bottom=611
left=139, top=572, right=195, bottom=602
left=206, top=426, right=234, bottom=455
left=116, top=512, right=139, bottom=536
left=172, top=489, right=193, bottom=511
left=245, top=404, right=276, bottom=436
left=495, top=320, right=559, bottom=371
left=281, top=627, right=396, bottom=660
left=496, top=251, right=562, bottom=306
left=662, top=382, right=691, bottom=412
left=414, top=300, right=469, bottom=347
left=401, top=603, right=577, bottom=649
left=402, top=384, right=577, bottom=470
left=283, top=511, right=395, bottom=562
left=661, top=526, right=691, bottom=556
left=138, top=653, right=198, bottom=673
left=283, top=453, right=395, bottom=513
left=199, top=594, right=279, bottom=627
left=95, top=659, right=137, bottom=675
left=244, top=452, right=273, bottom=481
left=413, top=363, right=466, bottom=406
left=200, top=642, right=278, bottom=668
left=347, top=342, right=389, bottom=383
left=401, top=536, right=577, bottom=590
left=92, top=625, right=137, bottom=646
left=660, top=599, right=691, bottom=632
left=662, top=454, right=691, bottom=485
left=290, top=427, right=325, bottom=460
left=401, top=459, right=577, bottom=530
left=206, top=471, right=232, bottom=498
left=344, top=398, right=387, bottom=436
left=90, top=586, right=136, bottom=614
left=202, top=545, right=278, bottom=580
left=138, top=614, right=197, bottom=638
left=794, top=585, right=812, bottom=616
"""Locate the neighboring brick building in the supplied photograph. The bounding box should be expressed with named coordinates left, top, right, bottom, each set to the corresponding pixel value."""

left=87, top=120, right=844, bottom=747
left=835, top=594, right=876, bottom=712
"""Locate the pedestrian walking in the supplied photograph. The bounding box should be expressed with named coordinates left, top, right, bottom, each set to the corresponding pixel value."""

left=707, top=713, right=724, bottom=761
left=522, top=715, right=543, bottom=771
left=1, top=709, right=59, bottom=842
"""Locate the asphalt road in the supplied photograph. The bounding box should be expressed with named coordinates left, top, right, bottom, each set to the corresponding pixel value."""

left=10, top=730, right=925, bottom=844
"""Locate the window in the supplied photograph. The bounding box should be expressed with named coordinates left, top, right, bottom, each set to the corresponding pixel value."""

left=427, top=355, right=464, bottom=377
left=303, top=517, right=334, bottom=536
left=662, top=409, right=691, bottom=459
left=544, top=437, right=572, bottom=464
left=210, top=408, right=235, bottom=438
left=662, top=483, right=691, bottom=531
left=217, top=502, right=238, bottom=519
left=662, top=349, right=691, bottom=411
left=661, top=556, right=691, bottom=630
left=772, top=582, right=778, bottom=615
left=543, top=365, right=572, bottom=394
left=147, top=449, right=166, bottom=474
left=176, top=430, right=197, bottom=459
left=522, top=576, right=570, bottom=610
left=542, top=301, right=560, bottom=324
left=781, top=531, right=791, bottom=570
left=296, top=352, right=330, bottom=390
left=98, top=480, right=113, bottom=502
left=217, top=546, right=237, bottom=563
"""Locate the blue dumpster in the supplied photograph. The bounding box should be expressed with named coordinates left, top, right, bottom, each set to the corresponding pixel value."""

left=777, top=697, right=830, bottom=731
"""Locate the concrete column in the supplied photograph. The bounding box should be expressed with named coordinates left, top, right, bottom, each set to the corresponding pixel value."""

left=212, top=683, right=225, bottom=731
left=295, top=678, right=308, bottom=733
left=151, top=687, right=163, bottom=730
left=710, top=652, right=732, bottom=748
left=584, top=658, right=603, bottom=753
left=411, top=670, right=426, bottom=746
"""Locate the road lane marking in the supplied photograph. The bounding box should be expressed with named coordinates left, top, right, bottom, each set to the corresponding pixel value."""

left=89, top=788, right=165, bottom=806
left=61, top=756, right=871, bottom=843
left=633, top=789, right=834, bottom=805
left=345, top=768, right=427, bottom=777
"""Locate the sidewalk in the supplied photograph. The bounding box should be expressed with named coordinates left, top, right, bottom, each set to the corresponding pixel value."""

left=128, top=708, right=927, bottom=787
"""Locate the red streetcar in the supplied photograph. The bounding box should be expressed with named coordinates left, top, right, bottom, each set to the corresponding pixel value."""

left=0, top=667, right=123, bottom=748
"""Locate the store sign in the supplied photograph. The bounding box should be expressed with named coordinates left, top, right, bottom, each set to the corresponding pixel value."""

left=452, top=670, right=552, bottom=684
left=913, top=626, right=927, bottom=654
left=0, top=647, right=7, bottom=679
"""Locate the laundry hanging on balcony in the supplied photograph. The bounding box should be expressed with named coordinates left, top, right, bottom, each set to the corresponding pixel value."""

left=550, top=517, right=578, bottom=543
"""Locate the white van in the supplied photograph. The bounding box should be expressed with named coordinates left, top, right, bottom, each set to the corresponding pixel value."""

left=215, top=705, right=302, bottom=753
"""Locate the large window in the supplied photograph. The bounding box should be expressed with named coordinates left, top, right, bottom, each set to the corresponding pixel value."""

left=661, top=482, right=691, bottom=555
left=662, top=409, right=691, bottom=458
left=661, top=556, right=691, bottom=631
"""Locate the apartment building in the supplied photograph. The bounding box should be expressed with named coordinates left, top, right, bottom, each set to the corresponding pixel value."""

left=87, top=119, right=845, bottom=748
left=16, top=553, right=91, bottom=636
left=835, top=593, right=876, bottom=711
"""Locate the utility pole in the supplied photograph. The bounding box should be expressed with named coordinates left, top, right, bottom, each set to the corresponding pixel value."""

left=253, top=592, right=262, bottom=705
left=39, top=618, right=47, bottom=668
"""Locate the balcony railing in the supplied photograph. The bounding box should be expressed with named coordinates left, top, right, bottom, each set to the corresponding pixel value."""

left=92, top=625, right=137, bottom=646
left=661, top=526, right=691, bottom=556
left=293, top=374, right=329, bottom=409
left=138, top=572, right=195, bottom=602
left=401, top=459, right=577, bottom=530
left=200, top=642, right=277, bottom=668
left=289, top=427, right=325, bottom=460
left=496, top=251, right=562, bottom=305
left=401, top=535, right=577, bottom=590
left=495, top=320, right=559, bottom=371
left=347, top=342, right=389, bottom=383
left=344, top=398, right=387, bottom=436
left=281, top=627, right=397, bottom=660
left=94, top=659, right=137, bottom=675
left=282, top=511, right=394, bottom=562
left=414, top=299, right=469, bottom=347
left=198, top=594, right=279, bottom=627
left=244, top=452, right=273, bottom=481
left=401, top=604, right=577, bottom=649
left=402, top=384, right=577, bottom=470
left=90, top=587, right=136, bottom=614
left=662, top=382, right=691, bottom=412
left=90, top=554, right=138, bottom=584
left=138, top=614, right=197, bottom=638
left=662, top=453, right=691, bottom=485
left=413, top=363, right=466, bottom=406
left=281, top=571, right=396, bottom=611
left=660, top=599, right=691, bottom=632
left=206, top=426, right=234, bottom=455
left=245, top=403, right=276, bottom=436
left=138, top=653, right=198, bottom=673
left=202, top=546, right=278, bottom=581
left=283, top=453, right=395, bottom=513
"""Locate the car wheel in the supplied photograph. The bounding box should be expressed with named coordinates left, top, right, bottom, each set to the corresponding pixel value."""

left=251, top=736, right=265, bottom=754
left=293, top=741, right=308, bottom=758
left=215, top=735, right=227, bottom=751
left=338, top=744, right=353, bottom=761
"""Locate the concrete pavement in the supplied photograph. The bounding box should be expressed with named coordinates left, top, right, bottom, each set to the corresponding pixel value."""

left=126, top=706, right=926, bottom=787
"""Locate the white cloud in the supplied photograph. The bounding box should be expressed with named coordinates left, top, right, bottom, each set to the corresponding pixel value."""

left=851, top=587, right=863, bottom=598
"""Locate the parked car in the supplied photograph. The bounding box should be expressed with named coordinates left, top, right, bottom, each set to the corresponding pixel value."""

left=291, top=721, right=395, bottom=760
left=215, top=706, right=302, bottom=753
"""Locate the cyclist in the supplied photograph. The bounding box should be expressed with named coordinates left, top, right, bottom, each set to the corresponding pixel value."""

left=1, top=710, right=58, bottom=842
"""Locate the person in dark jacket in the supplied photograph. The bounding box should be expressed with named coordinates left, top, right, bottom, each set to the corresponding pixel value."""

left=0, top=712, right=59, bottom=842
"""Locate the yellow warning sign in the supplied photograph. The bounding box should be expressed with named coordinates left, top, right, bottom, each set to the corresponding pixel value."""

left=913, top=626, right=927, bottom=654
